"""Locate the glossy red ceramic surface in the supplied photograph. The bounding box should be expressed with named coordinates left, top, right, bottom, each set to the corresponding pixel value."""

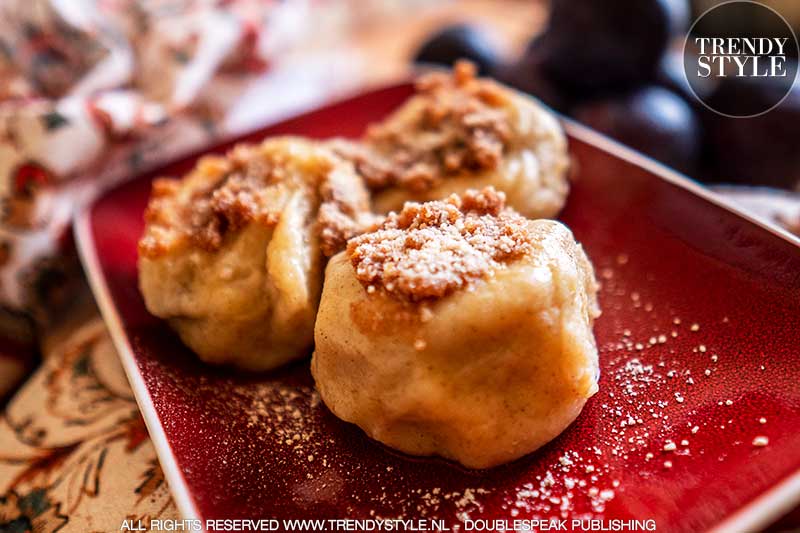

left=79, top=84, right=800, bottom=532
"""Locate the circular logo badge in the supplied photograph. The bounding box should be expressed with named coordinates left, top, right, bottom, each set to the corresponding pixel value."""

left=683, top=0, right=799, bottom=118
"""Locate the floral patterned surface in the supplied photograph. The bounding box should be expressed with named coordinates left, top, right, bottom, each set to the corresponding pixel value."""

left=0, top=317, right=178, bottom=532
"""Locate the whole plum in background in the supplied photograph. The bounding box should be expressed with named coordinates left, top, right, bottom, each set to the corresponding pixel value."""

left=703, top=79, right=800, bottom=189
left=526, top=0, right=690, bottom=94
left=413, top=24, right=501, bottom=76
left=493, top=54, right=572, bottom=112
left=572, top=86, right=701, bottom=175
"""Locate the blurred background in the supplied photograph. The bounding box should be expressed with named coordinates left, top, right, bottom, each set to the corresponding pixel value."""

left=0, top=1, right=798, bottom=530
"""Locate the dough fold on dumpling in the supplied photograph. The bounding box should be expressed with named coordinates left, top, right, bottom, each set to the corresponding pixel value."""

left=330, top=61, right=569, bottom=219
left=312, top=187, right=599, bottom=469
left=138, top=137, right=374, bottom=371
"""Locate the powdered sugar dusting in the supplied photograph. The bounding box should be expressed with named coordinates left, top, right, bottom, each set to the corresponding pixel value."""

left=348, top=187, right=533, bottom=301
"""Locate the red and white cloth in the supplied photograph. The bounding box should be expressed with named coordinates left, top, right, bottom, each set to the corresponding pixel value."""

left=0, top=0, right=359, bottom=313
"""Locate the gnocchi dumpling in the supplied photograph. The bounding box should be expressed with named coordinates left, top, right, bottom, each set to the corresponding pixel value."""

left=312, top=187, right=599, bottom=468
left=138, top=137, right=374, bottom=371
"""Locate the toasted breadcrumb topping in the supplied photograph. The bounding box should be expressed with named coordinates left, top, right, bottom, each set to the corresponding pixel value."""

left=333, top=61, right=513, bottom=193
left=139, top=140, right=372, bottom=258
left=347, top=187, right=533, bottom=301
left=317, top=177, right=382, bottom=257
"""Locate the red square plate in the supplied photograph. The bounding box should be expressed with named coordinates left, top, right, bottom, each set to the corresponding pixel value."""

left=75, top=84, right=800, bottom=533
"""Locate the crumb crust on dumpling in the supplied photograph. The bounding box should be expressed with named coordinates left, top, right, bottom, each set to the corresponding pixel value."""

left=137, top=137, right=375, bottom=371
left=139, top=139, right=374, bottom=261
left=347, top=187, right=533, bottom=301
left=331, top=61, right=513, bottom=194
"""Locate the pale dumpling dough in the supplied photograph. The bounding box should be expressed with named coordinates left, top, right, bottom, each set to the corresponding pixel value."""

left=331, top=61, right=569, bottom=218
left=138, top=137, right=374, bottom=371
left=312, top=187, right=599, bottom=469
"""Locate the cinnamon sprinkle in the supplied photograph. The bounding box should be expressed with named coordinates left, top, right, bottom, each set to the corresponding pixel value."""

left=333, top=61, right=513, bottom=193
left=347, top=187, right=533, bottom=301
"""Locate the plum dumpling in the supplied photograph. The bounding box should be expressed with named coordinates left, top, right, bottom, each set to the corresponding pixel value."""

left=312, top=187, right=599, bottom=469
left=331, top=61, right=570, bottom=219
left=138, top=137, right=374, bottom=371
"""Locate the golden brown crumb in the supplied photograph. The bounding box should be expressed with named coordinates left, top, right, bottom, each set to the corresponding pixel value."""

left=139, top=147, right=293, bottom=256
left=317, top=200, right=381, bottom=258
left=139, top=141, right=373, bottom=259
left=317, top=203, right=361, bottom=258
left=317, top=159, right=381, bottom=256
left=347, top=187, right=533, bottom=302
left=333, top=60, right=513, bottom=193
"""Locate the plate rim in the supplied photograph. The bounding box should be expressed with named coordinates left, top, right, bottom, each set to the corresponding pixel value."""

left=74, top=208, right=204, bottom=527
left=73, top=84, right=800, bottom=533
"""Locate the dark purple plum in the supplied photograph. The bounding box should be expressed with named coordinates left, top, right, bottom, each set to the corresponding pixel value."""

left=493, top=55, right=572, bottom=112
left=413, top=24, right=501, bottom=76
left=703, top=79, right=800, bottom=189
left=572, top=86, right=701, bottom=175
left=529, top=0, right=690, bottom=93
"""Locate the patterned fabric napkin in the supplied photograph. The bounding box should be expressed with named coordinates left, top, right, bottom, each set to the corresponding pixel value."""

left=0, top=0, right=387, bottom=400
left=0, top=0, right=315, bottom=315
left=0, top=297, right=179, bottom=531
